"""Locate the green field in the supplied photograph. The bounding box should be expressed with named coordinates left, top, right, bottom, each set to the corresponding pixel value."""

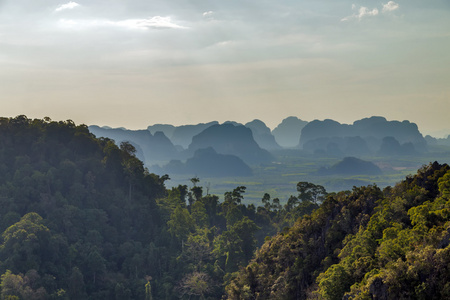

left=165, top=148, right=450, bottom=205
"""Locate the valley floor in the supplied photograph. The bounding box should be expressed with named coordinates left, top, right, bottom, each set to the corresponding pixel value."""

left=164, top=149, right=450, bottom=204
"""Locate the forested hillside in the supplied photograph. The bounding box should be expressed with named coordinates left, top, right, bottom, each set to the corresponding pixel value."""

left=0, top=116, right=315, bottom=299
left=226, top=162, right=450, bottom=299
left=0, top=116, right=168, bottom=299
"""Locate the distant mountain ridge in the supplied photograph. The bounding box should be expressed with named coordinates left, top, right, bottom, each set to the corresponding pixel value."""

left=90, top=116, right=442, bottom=178
left=148, top=120, right=289, bottom=151
left=89, top=125, right=179, bottom=165
left=300, top=116, right=427, bottom=155
left=148, top=121, right=219, bottom=149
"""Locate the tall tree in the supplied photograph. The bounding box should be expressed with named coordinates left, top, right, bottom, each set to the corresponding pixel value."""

left=297, top=181, right=327, bottom=203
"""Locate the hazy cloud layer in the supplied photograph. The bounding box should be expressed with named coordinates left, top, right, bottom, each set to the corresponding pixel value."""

left=1, top=0, right=450, bottom=134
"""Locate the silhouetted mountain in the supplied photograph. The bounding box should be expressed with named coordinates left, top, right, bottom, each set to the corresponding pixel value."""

left=425, top=135, right=438, bottom=145
left=89, top=125, right=179, bottom=165
left=160, top=159, right=186, bottom=174
left=272, top=116, right=308, bottom=148
left=147, top=124, right=176, bottom=139
left=352, top=117, right=424, bottom=145
left=153, top=131, right=180, bottom=156
left=304, top=136, right=370, bottom=157
left=245, top=120, right=268, bottom=134
left=344, top=136, right=371, bottom=156
left=318, top=157, right=382, bottom=175
left=425, top=134, right=450, bottom=147
left=162, top=147, right=252, bottom=177
left=188, top=123, right=273, bottom=165
left=224, top=121, right=242, bottom=126
left=378, top=136, right=416, bottom=156
left=300, top=119, right=348, bottom=146
left=245, top=119, right=281, bottom=151
left=170, top=121, right=218, bottom=148
left=300, top=116, right=427, bottom=155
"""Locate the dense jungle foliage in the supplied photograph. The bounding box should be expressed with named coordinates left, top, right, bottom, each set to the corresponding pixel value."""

left=227, top=161, right=450, bottom=299
left=0, top=116, right=316, bottom=299
left=1, top=116, right=450, bottom=300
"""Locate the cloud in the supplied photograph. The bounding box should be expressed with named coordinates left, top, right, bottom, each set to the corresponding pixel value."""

left=342, top=2, right=400, bottom=21
left=55, top=2, right=80, bottom=12
left=202, top=11, right=215, bottom=21
left=203, top=11, right=214, bottom=17
left=383, top=1, right=400, bottom=13
left=358, top=7, right=379, bottom=19
left=59, top=16, right=188, bottom=30
left=116, top=16, right=188, bottom=29
left=342, top=5, right=379, bottom=21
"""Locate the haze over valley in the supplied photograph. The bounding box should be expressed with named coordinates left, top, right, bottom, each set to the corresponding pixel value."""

left=89, top=115, right=450, bottom=203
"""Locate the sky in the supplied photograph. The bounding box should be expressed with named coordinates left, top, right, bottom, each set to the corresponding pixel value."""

left=1, top=0, right=450, bottom=136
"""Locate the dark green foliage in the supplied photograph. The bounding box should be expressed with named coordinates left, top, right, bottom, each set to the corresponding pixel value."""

left=226, top=184, right=382, bottom=299
left=226, top=162, right=450, bottom=300
left=0, top=116, right=315, bottom=299
left=297, top=181, right=327, bottom=203
left=0, top=116, right=168, bottom=299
